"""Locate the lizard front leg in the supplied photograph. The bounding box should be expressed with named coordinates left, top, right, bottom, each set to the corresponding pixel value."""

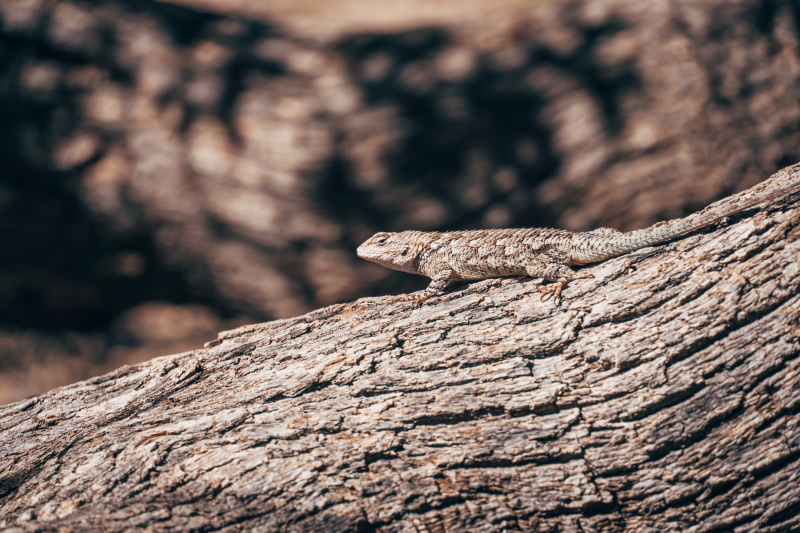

left=393, top=268, right=456, bottom=304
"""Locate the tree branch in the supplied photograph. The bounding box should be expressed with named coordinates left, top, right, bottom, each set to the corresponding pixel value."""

left=2, top=163, right=800, bottom=531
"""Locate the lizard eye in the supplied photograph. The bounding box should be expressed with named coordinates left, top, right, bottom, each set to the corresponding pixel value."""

left=375, top=236, right=388, bottom=246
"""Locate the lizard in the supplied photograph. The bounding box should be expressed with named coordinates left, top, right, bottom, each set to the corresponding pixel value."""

left=356, top=168, right=800, bottom=304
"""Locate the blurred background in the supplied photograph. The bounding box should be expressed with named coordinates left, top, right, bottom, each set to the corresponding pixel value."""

left=1, top=0, right=799, bottom=404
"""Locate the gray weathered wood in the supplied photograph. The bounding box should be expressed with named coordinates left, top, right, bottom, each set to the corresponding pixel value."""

left=2, top=163, right=800, bottom=531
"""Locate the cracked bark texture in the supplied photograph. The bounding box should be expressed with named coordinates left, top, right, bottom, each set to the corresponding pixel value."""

left=2, top=163, right=800, bottom=531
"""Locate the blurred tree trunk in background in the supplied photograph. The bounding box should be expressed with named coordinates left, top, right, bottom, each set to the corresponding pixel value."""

left=1, top=0, right=800, bottom=401
left=1, top=164, right=799, bottom=531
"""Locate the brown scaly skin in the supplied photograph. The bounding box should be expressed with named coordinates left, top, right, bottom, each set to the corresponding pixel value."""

left=357, top=169, right=800, bottom=304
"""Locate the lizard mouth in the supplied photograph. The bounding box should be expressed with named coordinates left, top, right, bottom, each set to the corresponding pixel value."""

left=355, top=244, right=371, bottom=259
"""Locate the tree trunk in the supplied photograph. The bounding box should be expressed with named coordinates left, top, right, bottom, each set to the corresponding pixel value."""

left=2, top=163, right=800, bottom=531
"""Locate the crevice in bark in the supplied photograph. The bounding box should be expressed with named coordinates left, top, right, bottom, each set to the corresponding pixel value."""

left=410, top=406, right=507, bottom=427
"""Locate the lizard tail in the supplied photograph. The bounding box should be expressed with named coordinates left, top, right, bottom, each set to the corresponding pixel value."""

left=571, top=169, right=800, bottom=265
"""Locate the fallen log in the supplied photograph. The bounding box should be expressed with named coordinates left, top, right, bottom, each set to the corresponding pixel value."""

left=2, top=163, right=800, bottom=531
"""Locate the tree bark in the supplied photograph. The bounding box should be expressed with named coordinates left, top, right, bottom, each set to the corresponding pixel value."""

left=2, top=163, right=800, bottom=531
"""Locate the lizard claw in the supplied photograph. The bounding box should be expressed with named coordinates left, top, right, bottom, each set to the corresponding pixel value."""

left=391, top=292, right=433, bottom=305
left=539, top=272, right=595, bottom=304
left=539, top=282, right=565, bottom=303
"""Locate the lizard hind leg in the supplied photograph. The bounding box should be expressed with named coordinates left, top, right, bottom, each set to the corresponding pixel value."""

left=524, top=262, right=593, bottom=303
left=538, top=273, right=594, bottom=302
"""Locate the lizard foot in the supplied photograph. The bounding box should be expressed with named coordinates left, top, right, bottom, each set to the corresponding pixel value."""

left=539, top=281, right=566, bottom=303
left=391, top=292, right=434, bottom=305
left=539, top=272, right=594, bottom=303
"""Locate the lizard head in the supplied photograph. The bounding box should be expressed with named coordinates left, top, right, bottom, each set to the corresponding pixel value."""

left=357, top=231, right=426, bottom=274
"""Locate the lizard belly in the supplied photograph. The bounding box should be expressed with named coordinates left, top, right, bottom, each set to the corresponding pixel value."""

left=453, top=261, right=527, bottom=280
left=437, top=233, right=537, bottom=280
